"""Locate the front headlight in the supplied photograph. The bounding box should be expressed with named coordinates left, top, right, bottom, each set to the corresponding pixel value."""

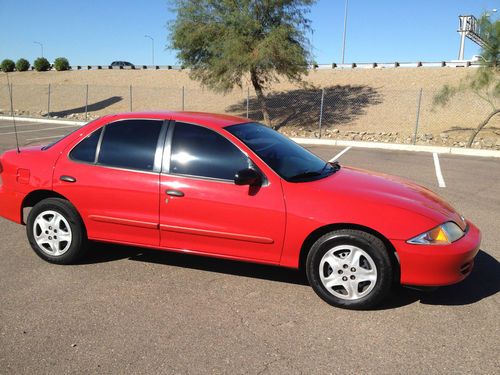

left=407, top=222, right=465, bottom=245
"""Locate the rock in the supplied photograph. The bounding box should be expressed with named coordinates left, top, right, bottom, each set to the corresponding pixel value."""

left=483, top=138, right=495, bottom=147
left=331, top=128, right=339, bottom=134
left=439, top=133, right=449, bottom=139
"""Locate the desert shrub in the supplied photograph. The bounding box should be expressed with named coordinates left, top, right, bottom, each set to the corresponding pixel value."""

left=54, top=57, right=70, bottom=71
left=15, top=58, right=30, bottom=72
left=34, top=57, right=51, bottom=71
left=1, top=59, right=15, bottom=72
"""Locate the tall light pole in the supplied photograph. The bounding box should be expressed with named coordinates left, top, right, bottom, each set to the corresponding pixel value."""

left=144, top=35, right=154, bottom=65
left=485, top=9, right=497, bottom=17
left=34, top=41, right=44, bottom=58
left=341, top=0, right=349, bottom=64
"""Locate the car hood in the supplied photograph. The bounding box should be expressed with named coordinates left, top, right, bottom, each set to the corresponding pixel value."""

left=312, top=166, right=465, bottom=229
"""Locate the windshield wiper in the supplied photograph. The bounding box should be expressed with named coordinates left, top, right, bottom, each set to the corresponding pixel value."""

left=288, top=162, right=341, bottom=182
left=288, top=170, right=323, bottom=181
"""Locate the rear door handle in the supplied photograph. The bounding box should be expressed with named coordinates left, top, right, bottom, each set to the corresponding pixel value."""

left=165, top=189, right=184, bottom=197
left=60, top=175, right=76, bottom=183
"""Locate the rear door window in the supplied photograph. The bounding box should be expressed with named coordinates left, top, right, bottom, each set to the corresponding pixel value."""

left=97, top=120, right=163, bottom=171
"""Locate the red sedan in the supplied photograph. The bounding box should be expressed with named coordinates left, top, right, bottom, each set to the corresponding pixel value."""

left=0, top=112, right=481, bottom=309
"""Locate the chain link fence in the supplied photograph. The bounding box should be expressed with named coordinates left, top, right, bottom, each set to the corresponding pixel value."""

left=1, top=83, right=499, bottom=148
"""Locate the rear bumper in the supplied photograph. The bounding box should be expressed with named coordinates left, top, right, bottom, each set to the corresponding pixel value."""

left=394, top=220, right=481, bottom=286
left=0, top=186, right=24, bottom=224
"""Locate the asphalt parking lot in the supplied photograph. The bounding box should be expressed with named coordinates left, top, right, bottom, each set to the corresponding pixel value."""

left=0, top=119, right=499, bottom=374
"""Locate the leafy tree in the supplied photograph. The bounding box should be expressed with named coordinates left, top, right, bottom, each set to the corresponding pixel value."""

left=54, top=57, right=70, bottom=71
left=1, top=59, right=15, bottom=72
left=34, top=57, right=51, bottom=72
left=15, top=58, right=30, bottom=71
left=169, top=0, right=315, bottom=126
left=434, top=13, right=499, bottom=147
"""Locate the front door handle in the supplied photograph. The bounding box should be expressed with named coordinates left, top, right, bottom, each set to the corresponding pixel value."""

left=60, top=175, right=76, bottom=183
left=166, top=189, right=184, bottom=197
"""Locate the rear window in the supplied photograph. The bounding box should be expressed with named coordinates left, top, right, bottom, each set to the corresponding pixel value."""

left=69, top=128, right=102, bottom=163
left=43, top=118, right=101, bottom=150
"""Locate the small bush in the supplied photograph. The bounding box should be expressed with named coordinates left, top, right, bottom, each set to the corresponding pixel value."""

left=1, top=59, right=15, bottom=72
left=34, top=57, right=51, bottom=72
left=15, top=58, right=30, bottom=72
left=54, top=57, right=70, bottom=71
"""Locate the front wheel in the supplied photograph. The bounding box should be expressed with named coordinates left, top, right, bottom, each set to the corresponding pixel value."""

left=26, top=198, right=87, bottom=264
left=306, top=229, right=394, bottom=309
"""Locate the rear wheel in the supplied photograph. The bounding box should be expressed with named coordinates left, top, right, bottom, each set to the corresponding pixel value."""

left=306, top=229, right=393, bottom=309
left=26, top=198, right=87, bottom=264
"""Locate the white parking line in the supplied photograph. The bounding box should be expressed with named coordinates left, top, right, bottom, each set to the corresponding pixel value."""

left=0, top=125, right=79, bottom=136
left=329, top=146, right=352, bottom=162
left=26, top=134, right=66, bottom=142
left=433, top=152, right=446, bottom=188
left=0, top=123, right=40, bottom=129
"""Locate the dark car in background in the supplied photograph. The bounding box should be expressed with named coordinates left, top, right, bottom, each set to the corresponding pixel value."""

left=110, top=61, right=134, bottom=68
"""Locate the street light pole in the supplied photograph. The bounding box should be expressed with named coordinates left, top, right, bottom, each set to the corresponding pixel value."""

left=341, top=0, right=349, bottom=64
left=34, top=41, right=44, bottom=58
left=144, top=35, right=154, bottom=65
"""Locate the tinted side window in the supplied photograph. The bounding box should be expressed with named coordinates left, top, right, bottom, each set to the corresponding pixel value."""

left=69, top=128, right=102, bottom=163
left=98, top=120, right=163, bottom=171
left=170, top=123, right=249, bottom=180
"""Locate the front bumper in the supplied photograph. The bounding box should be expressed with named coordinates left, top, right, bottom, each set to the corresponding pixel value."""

left=393, top=220, right=481, bottom=286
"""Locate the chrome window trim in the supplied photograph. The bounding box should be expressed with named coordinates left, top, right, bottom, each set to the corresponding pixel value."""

left=160, top=172, right=236, bottom=184
left=94, top=125, right=105, bottom=164
left=153, top=121, right=169, bottom=172
left=162, top=120, right=175, bottom=174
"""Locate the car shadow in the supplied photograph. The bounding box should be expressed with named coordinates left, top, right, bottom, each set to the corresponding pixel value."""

left=82, top=241, right=309, bottom=286
left=377, top=250, right=499, bottom=310
left=82, top=244, right=498, bottom=308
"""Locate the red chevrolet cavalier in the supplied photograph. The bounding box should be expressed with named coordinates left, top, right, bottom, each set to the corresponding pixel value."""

left=0, top=112, right=481, bottom=309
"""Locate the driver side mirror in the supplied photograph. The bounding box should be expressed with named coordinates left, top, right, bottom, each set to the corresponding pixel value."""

left=234, top=168, right=262, bottom=186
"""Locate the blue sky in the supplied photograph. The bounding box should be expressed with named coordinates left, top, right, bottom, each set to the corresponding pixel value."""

left=0, top=0, right=498, bottom=65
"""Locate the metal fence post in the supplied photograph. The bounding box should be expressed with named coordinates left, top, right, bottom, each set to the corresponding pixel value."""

left=412, top=88, right=423, bottom=145
left=246, top=87, right=250, bottom=118
left=318, top=88, right=325, bottom=138
left=47, top=83, right=51, bottom=117
left=8, top=83, right=14, bottom=116
left=129, top=85, right=133, bottom=112
left=84, top=84, right=89, bottom=120
left=182, top=86, right=185, bottom=111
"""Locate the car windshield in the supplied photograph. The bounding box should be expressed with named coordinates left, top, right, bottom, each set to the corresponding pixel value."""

left=226, top=122, right=339, bottom=182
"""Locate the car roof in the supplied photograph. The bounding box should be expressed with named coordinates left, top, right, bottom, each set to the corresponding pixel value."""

left=102, top=111, right=251, bottom=129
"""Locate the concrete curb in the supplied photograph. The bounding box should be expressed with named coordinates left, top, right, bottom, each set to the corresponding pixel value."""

left=291, top=138, right=500, bottom=158
left=0, top=116, right=86, bottom=126
left=1, top=116, right=498, bottom=158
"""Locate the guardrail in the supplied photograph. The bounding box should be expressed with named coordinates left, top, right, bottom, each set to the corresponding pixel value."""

left=69, top=65, right=184, bottom=70
left=314, top=61, right=481, bottom=69
left=24, top=61, right=481, bottom=71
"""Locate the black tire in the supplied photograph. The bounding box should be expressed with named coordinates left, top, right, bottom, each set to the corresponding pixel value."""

left=26, top=198, right=87, bottom=264
left=306, top=229, right=393, bottom=310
